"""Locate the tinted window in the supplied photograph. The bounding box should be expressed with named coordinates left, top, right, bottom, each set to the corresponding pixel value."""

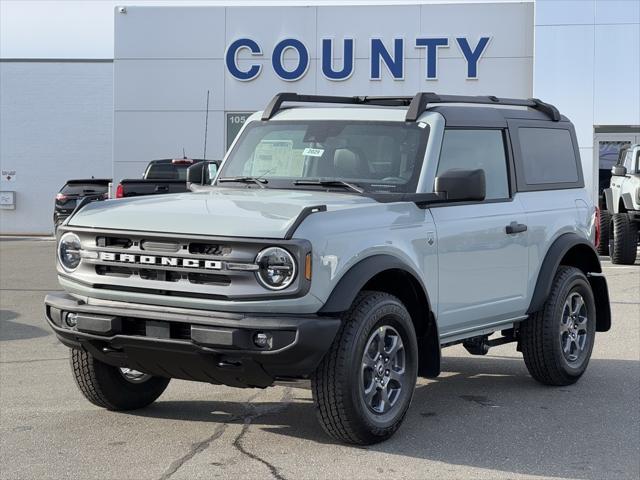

left=519, top=128, right=579, bottom=185
left=62, top=183, right=108, bottom=195
left=145, top=163, right=191, bottom=180
left=436, top=129, right=509, bottom=200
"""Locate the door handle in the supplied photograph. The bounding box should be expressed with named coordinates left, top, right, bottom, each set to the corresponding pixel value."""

left=506, top=221, right=527, bottom=235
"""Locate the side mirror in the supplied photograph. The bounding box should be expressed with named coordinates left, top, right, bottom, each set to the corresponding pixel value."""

left=186, top=160, right=220, bottom=189
left=611, top=165, right=627, bottom=176
left=435, top=168, right=486, bottom=202
left=207, top=162, right=218, bottom=180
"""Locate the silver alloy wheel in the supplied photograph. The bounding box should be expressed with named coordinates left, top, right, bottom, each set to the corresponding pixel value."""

left=361, top=325, right=406, bottom=414
left=560, top=292, right=589, bottom=363
left=119, top=368, right=151, bottom=384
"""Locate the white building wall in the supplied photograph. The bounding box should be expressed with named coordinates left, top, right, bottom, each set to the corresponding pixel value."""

left=533, top=0, right=640, bottom=201
left=0, top=62, right=113, bottom=234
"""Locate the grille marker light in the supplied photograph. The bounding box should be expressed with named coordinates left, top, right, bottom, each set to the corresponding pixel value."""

left=305, top=253, right=312, bottom=281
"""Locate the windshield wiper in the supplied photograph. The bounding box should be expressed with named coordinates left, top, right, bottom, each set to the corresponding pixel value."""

left=293, top=180, right=364, bottom=194
left=218, top=176, right=267, bottom=188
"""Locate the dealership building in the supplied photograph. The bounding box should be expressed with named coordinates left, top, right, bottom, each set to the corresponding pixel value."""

left=1, top=0, right=639, bottom=234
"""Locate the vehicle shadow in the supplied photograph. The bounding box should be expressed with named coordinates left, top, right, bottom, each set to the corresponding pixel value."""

left=130, top=355, right=639, bottom=479
left=0, top=309, right=51, bottom=341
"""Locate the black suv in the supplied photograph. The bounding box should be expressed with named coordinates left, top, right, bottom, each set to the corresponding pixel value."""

left=54, top=179, right=110, bottom=230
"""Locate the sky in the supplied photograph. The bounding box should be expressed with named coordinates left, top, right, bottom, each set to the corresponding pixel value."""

left=0, top=0, right=532, bottom=59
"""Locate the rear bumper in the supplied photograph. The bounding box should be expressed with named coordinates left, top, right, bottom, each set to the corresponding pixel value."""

left=45, top=292, right=340, bottom=388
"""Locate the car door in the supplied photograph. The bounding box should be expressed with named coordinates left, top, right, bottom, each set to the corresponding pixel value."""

left=430, top=129, right=529, bottom=338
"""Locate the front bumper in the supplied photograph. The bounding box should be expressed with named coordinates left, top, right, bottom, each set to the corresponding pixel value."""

left=45, top=292, right=340, bottom=388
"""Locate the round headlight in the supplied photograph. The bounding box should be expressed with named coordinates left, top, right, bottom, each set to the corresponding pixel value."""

left=58, top=232, right=82, bottom=271
left=255, top=247, right=296, bottom=290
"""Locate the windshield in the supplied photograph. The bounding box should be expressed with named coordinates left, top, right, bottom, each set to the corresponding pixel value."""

left=217, top=121, right=429, bottom=193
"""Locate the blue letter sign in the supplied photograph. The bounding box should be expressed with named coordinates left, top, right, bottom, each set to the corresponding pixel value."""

left=225, top=36, right=493, bottom=82
left=225, top=38, right=262, bottom=81
left=415, top=37, right=449, bottom=79
left=272, top=38, right=309, bottom=81
left=456, top=37, right=491, bottom=79
left=322, top=38, right=355, bottom=81
left=370, top=38, right=404, bottom=80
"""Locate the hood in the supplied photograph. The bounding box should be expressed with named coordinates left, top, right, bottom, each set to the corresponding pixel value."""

left=68, top=188, right=377, bottom=238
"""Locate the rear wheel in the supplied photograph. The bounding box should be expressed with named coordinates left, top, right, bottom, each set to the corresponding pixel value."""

left=609, top=213, right=638, bottom=265
left=70, top=349, right=170, bottom=410
left=597, top=209, right=611, bottom=256
left=520, top=266, right=596, bottom=386
left=311, top=291, right=418, bottom=445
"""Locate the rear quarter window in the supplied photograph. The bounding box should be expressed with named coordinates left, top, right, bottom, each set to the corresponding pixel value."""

left=510, top=124, right=584, bottom=191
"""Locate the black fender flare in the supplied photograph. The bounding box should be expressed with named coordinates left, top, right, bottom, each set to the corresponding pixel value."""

left=319, top=254, right=441, bottom=377
left=319, top=254, right=429, bottom=313
left=527, top=233, right=611, bottom=332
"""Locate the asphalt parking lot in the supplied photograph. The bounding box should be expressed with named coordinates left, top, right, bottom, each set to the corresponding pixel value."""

left=1, top=238, right=638, bottom=480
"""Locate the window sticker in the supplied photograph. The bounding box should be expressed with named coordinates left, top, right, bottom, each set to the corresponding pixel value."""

left=302, top=147, right=325, bottom=157
left=250, top=140, right=304, bottom=177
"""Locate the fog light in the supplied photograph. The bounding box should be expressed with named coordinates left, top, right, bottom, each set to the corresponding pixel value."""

left=253, top=332, right=272, bottom=349
left=65, top=312, right=78, bottom=328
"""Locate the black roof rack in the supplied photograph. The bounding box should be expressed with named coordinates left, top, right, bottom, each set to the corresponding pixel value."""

left=261, top=91, right=562, bottom=122
left=404, top=92, right=561, bottom=122
left=262, top=93, right=413, bottom=120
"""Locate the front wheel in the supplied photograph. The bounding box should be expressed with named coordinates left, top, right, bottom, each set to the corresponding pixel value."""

left=520, top=266, right=596, bottom=386
left=311, top=291, right=418, bottom=445
left=609, top=213, right=638, bottom=265
left=70, top=349, right=170, bottom=410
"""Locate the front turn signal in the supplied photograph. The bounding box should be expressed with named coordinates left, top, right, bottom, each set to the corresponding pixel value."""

left=305, top=253, right=312, bottom=281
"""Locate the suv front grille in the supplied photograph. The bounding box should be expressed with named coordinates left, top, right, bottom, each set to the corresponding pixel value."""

left=64, top=229, right=309, bottom=301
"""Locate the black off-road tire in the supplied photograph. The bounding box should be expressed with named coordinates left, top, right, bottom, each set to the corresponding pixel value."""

left=70, top=348, right=170, bottom=410
left=597, top=209, right=611, bottom=256
left=520, top=266, right=596, bottom=386
left=311, top=291, right=418, bottom=445
left=609, top=213, right=638, bottom=265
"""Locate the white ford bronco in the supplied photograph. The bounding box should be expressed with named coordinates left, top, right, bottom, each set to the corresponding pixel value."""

left=46, top=93, right=611, bottom=445
left=603, top=143, right=640, bottom=264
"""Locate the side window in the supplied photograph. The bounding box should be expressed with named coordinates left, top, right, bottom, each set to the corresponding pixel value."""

left=518, top=128, right=579, bottom=185
left=436, top=129, right=509, bottom=200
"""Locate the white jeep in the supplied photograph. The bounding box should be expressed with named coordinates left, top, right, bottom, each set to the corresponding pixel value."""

left=603, top=144, right=640, bottom=264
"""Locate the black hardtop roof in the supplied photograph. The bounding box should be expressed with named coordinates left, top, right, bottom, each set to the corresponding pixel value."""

left=431, top=105, right=570, bottom=128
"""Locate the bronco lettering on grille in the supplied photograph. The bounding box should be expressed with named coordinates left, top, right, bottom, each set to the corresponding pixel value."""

left=98, top=252, right=222, bottom=270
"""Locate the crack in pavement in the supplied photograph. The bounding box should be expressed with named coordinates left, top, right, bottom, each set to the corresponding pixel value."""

left=159, top=422, right=230, bottom=480
left=231, top=387, right=294, bottom=480
left=158, top=391, right=260, bottom=480
left=159, top=388, right=294, bottom=480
